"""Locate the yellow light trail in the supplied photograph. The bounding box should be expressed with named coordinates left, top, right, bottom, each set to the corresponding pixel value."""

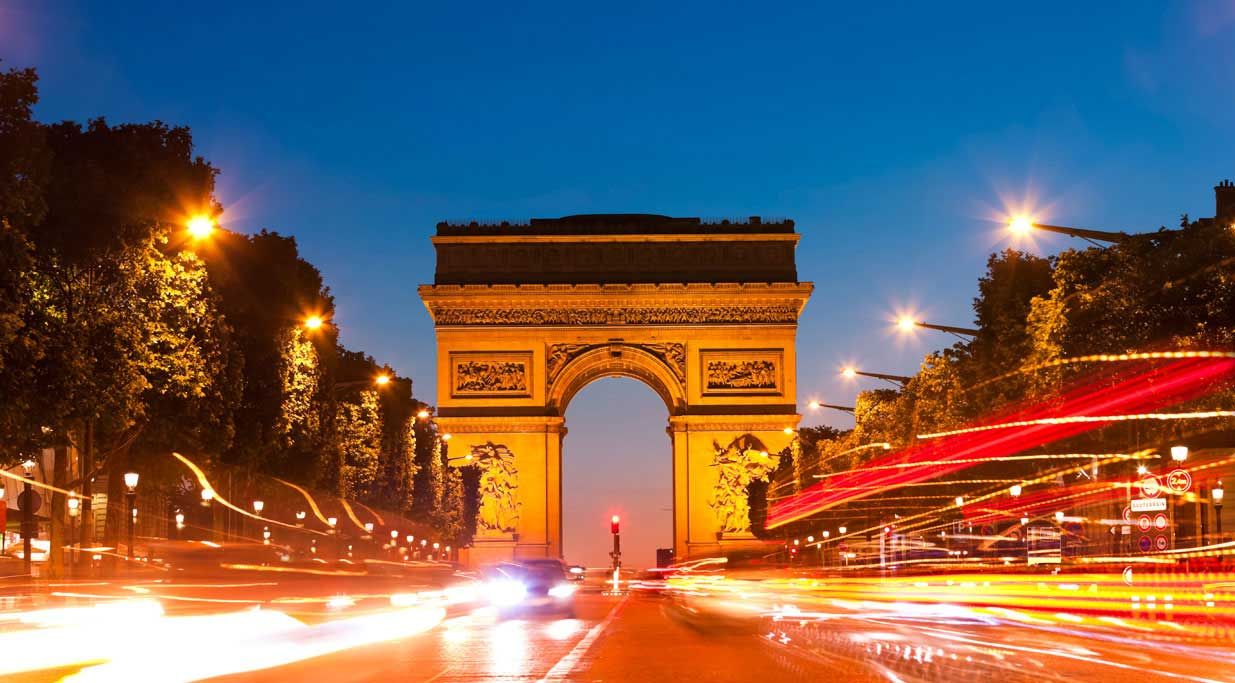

left=273, top=476, right=331, bottom=526
left=917, top=410, right=1235, bottom=440
left=339, top=499, right=369, bottom=532
left=816, top=451, right=1153, bottom=544
left=810, top=452, right=1153, bottom=480
left=170, top=452, right=324, bottom=535
left=974, top=349, right=1235, bottom=388
left=353, top=500, right=386, bottom=526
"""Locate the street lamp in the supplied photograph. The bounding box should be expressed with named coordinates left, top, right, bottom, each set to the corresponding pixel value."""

left=840, top=367, right=911, bottom=386
left=200, top=488, right=214, bottom=505
left=440, top=433, right=453, bottom=442
left=807, top=399, right=856, bottom=413
left=895, top=315, right=978, bottom=340
left=1055, top=511, right=1065, bottom=523
left=1009, top=484, right=1023, bottom=497
left=416, top=409, right=431, bottom=420
left=263, top=527, right=271, bottom=544
left=295, top=510, right=306, bottom=526
left=1006, top=215, right=1131, bottom=246
left=955, top=496, right=964, bottom=507
left=252, top=500, right=264, bottom=514
left=1215, top=481, right=1225, bottom=536
left=1170, top=445, right=1189, bottom=462
left=124, top=471, right=139, bottom=562
left=364, top=522, right=374, bottom=535
left=186, top=215, right=215, bottom=240
left=838, top=526, right=847, bottom=535
left=303, top=315, right=325, bottom=331
left=374, top=374, right=391, bottom=386
left=67, top=497, right=80, bottom=573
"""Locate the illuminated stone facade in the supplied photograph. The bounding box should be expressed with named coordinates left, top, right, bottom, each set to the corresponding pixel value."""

left=419, top=214, right=812, bottom=565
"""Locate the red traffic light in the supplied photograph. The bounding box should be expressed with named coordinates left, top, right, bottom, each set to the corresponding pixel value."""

left=610, top=515, right=620, bottom=534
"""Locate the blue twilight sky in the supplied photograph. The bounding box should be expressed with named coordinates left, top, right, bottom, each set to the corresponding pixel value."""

left=5, top=1, right=1235, bottom=566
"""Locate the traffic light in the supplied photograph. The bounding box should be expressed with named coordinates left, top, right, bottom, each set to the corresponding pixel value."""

left=610, top=515, right=620, bottom=535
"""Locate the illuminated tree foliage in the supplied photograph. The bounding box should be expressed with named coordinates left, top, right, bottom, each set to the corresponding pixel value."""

left=0, top=70, right=459, bottom=573
left=336, top=389, right=381, bottom=500
left=759, top=223, right=1235, bottom=533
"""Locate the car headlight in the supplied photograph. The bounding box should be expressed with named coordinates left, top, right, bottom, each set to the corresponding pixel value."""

left=487, top=579, right=527, bottom=606
left=548, top=583, right=577, bottom=599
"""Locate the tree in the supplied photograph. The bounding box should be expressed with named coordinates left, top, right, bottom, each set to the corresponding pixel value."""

left=336, top=389, right=381, bottom=500
left=198, top=229, right=337, bottom=477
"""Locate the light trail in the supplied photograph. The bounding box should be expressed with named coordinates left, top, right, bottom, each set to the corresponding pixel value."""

left=170, top=452, right=324, bottom=534
left=811, top=452, right=1150, bottom=480
left=974, top=350, right=1235, bottom=388
left=273, top=476, right=332, bottom=525
left=769, top=358, right=1235, bottom=529
left=917, top=410, right=1235, bottom=440
left=339, top=498, right=370, bottom=532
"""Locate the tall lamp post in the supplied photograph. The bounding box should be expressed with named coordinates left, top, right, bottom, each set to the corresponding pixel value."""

left=0, top=481, right=6, bottom=555
left=21, top=459, right=36, bottom=575
left=1215, top=481, right=1225, bottom=538
left=123, top=471, right=139, bottom=562
left=67, top=497, right=80, bottom=575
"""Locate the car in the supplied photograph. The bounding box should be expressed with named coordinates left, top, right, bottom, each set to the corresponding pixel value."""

left=484, top=559, right=577, bottom=618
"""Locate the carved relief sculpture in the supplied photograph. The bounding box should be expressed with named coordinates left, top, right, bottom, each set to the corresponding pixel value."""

left=643, top=343, right=686, bottom=383
left=546, top=343, right=592, bottom=384
left=472, top=442, right=522, bottom=535
left=432, top=305, right=799, bottom=327
left=701, top=349, right=784, bottom=395
left=708, top=435, right=780, bottom=534
left=547, top=342, right=686, bottom=386
left=451, top=352, right=532, bottom=397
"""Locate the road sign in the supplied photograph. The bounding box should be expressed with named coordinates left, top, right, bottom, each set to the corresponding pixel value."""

left=1154, top=513, right=1168, bottom=530
left=16, top=489, right=41, bottom=514
left=1138, top=535, right=1152, bottom=552
left=1165, top=469, right=1192, bottom=495
left=1155, top=535, right=1169, bottom=551
left=1131, top=497, right=1167, bottom=512
left=1139, top=475, right=1162, bottom=498
left=1122, top=506, right=1132, bottom=522
left=1137, top=515, right=1152, bottom=532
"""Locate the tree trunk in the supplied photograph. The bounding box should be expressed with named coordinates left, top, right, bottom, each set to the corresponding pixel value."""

left=47, top=444, right=69, bottom=579
left=102, top=450, right=127, bottom=574
left=79, top=419, right=94, bottom=554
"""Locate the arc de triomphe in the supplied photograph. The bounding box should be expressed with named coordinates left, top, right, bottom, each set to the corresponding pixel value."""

left=418, top=214, right=812, bottom=565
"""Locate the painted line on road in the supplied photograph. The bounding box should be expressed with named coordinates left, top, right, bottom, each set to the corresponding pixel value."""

left=422, top=666, right=452, bottom=682
left=537, top=594, right=629, bottom=682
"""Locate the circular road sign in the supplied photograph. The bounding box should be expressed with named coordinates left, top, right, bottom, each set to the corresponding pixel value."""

left=1155, top=535, right=1169, bottom=551
left=1137, top=515, right=1152, bottom=532
left=1154, top=513, right=1169, bottom=530
left=16, top=489, right=41, bottom=514
left=1139, top=475, right=1162, bottom=498
left=1165, top=469, right=1192, bottom=495
left=1138, top=535, right=1153, bottom=552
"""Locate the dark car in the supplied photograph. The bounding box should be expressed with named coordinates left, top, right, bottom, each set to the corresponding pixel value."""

left=484, top=559, right=577, bottom=618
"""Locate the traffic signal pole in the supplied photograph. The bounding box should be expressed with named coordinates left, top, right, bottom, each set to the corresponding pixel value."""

left=608, top=515, right=623, bottom=594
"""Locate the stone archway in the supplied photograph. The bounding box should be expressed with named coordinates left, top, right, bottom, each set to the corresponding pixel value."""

left=419, top=214, right=812, bottom=565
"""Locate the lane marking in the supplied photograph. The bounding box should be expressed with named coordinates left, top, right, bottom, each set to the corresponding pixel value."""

left=422, top=667, right=452, bottom=682
left=537, top=595, right=629, bottom=682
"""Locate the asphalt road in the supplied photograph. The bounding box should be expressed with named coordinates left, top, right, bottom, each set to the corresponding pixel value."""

left=210, top=591, right=820, bottom=683
left=5, top=574, right=1235, bottom=682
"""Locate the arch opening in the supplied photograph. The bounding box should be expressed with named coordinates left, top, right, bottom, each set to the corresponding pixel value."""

left=548, top=345, right=686, bottom=416
left=561, top=376, right=671, bottom=568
